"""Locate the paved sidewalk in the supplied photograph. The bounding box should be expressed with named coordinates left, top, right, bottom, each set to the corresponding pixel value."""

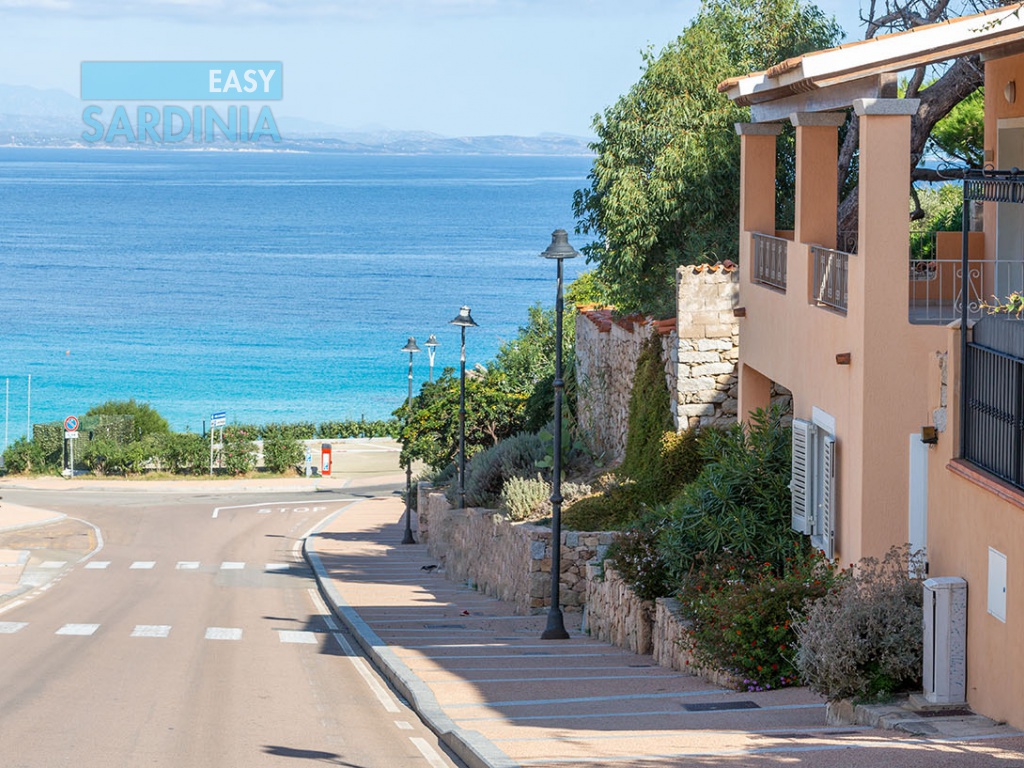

left=305, top=496, right=1024, bottom=768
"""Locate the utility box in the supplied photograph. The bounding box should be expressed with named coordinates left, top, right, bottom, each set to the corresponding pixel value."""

left=320, top=443, right=332, bottom=477
left=923, top=576, right=967, bottom=705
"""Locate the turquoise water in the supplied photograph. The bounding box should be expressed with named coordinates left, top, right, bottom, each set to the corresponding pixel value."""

left=0, top=148, right=592, bottom=436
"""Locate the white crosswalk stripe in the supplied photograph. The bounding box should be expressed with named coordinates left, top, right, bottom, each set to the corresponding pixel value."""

left=176, top=561, right=200, bottom=570
left=40, top=561, right=65, bottom=569
left=131, top=625, right=172, bottom=638
left=265, top=563, right=291, bottom=571
left=220, top=562, right=245, bottom=570
left=0, top=622, right=28, bottom=634
left=0, top=622, right=331, bottom=644
left=56, top=624, right=100, bottom=636
left=84, top=561, right=110, bottom=569
left=130, top=561, right=156, bottom=570
left=205, top=627, right=243, bottom=640
left=278, top=630, right=318, bottom=644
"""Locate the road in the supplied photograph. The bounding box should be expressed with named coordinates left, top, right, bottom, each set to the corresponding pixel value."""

left=0, top=480, right=462, bottom=768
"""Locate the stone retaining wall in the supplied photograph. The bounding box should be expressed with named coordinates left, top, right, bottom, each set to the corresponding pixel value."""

left=583, top=563, right=655, bottom=655
left=419, top=490, right=615, bottom=615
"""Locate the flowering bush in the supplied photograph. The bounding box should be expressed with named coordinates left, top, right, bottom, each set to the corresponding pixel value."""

left=793, top=545, right=924, bottom=702
left=221, top=426, right=257, bottom=475
left=604, top=511, right=672, bottom=600
left=680, top=546, right=839, bottom=691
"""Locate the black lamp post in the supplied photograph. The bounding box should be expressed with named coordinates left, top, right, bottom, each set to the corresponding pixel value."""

left=540, top=229, right=578, bottom=640
left=425, top=334, right=439, bottom=382
left=448, top=306, right=477, bottom=510
left=401, top=336, right=421, bottom=545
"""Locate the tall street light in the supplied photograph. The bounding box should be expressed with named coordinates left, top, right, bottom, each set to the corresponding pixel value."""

left=540, top=229, right=578, bottom=640
left=448, top=306, right=477, bottom=510
left=425, top=334, right=439, bottom=382
left=401, top=336, right=421, bottom=545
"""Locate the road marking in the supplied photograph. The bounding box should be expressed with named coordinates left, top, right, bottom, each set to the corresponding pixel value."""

left=278, top=630, right=318, bottom=644
left=84, top=561, right=110, bottom=569
left=40, top=561, right=65, bottom=569
left=0, top=600, right=26, bottom=617
left=409, top=737, right=449, bottom=768
left=130, top=561, right=156, bottom=570
left=220, top=561, right=245, bottom=570
left=176, top=561, right=200, bottom=570
left=212, top=501, right=330, bottom=519
left=0, top=622, right=28, bottom=634
left=265, top=563, right=291, bottom=571
left=331, top=632, right=401, bottom=713
left=56, top=623, right=100, bottom=636
left=205, top=627, right=243, bottom=640
left=395, top=721, right=414, bottom=730
left=132, top=625, right=172, bottom=638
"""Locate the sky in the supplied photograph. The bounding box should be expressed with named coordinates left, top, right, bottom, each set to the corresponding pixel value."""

left=0, top=0, right=866, bottom=138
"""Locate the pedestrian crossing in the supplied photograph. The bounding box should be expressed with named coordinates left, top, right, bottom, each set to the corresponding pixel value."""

left=0, top=620, right=324, bottom=644
left=75, top=560, right=303, bottom=572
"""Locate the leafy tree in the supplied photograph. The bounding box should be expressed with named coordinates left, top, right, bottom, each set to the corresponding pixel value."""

left=85, top=399, right=170, bottom=440
left=573, top=0, right=842, bottom=315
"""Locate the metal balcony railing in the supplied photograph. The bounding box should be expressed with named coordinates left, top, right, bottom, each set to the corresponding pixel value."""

left=811, top=245, right=850, bottom=313
left=752, top=233, right=788, bottom=291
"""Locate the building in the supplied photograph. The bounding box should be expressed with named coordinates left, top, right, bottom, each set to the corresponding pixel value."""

left=719, top=4, right=1024, bottom=727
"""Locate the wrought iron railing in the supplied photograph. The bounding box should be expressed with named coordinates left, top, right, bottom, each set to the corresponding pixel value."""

left=812, top=245, right=850, bottom=313
left=963, top=341, right=1024, bottom=491
left=752, top=233, right=788, bottom=291
left=909, top=258, right=1023, bottom=324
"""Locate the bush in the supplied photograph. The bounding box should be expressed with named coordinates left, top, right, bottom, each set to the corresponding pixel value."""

left=263, top=433, right=303, bottom=474
left=793, top=545, right=925, bottom=702
left=2, top=437, right=47, bottom=474
left=620, top=335, right=673, bottom=481
left=165, top=432, right=209, bottom=474
left=221, top=426, right=257, bottom=475
left=681, top=547, right=839, bottom=691
left=85, top=399, right=169, bottom=439
left=562, top=481, right=651, bottom=531
left=501, top=475, right=550, bottom=521
left=604, top=511, right=672, bottom=600
left=658, top=405, right=795, bottom=583
left=447, top=431, right=547, bottom=508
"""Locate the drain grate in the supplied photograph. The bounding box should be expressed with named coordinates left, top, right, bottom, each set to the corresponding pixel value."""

left=683, top=701, right=761, bottom=712
left=913, top=708, right=974, bottom=718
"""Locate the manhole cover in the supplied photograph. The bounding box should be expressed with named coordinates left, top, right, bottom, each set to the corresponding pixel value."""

left=683, top=701, right=761, bottom=712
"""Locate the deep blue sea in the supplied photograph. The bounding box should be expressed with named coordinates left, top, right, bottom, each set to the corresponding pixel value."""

left=0, top=148, right=592, bottom=437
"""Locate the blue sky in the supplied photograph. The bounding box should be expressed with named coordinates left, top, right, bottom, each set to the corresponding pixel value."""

left=0, top=0, right=865, bottom=137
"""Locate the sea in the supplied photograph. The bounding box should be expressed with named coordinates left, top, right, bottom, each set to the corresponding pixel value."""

left=0, top=147, right=593, bottom=439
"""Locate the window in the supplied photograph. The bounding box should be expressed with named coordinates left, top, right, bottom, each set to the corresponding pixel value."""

left=791, top=417, right=836, bottom=559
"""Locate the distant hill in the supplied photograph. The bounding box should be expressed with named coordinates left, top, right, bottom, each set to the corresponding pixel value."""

left=0, top=83, right=594, bottom=155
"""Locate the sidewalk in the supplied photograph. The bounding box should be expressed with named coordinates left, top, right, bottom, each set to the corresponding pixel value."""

left=305, top=496, right=1024, bottom=768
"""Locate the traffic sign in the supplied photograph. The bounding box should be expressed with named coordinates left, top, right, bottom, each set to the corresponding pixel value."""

left=65, top=431, right=79, bottom=440
left=211, top=411, right=227, bottom=428
left=64, top=416, right=79, bottom=432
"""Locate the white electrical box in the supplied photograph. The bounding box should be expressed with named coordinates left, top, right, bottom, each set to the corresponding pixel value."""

left=923, top=576, right=967, bottom=705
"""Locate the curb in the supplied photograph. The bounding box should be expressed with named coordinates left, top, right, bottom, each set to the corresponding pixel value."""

left=303, top=503, right=519, bottom=768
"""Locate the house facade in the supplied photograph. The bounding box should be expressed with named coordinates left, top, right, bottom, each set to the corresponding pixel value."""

left=719, top=5, right=1024, bottom=727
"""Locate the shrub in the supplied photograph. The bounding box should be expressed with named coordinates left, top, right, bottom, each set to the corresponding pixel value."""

left=448, top=431, right=547, bottom=508
left=221, top=426, right=257, bottom=475
left=165, top=432, right=209, bottom=474
left=658, top=404, right=796, bottom=583
left=2, top=437, right=47, bottom=474
left=562, top=481, right=651, bottom=531
left=681, top=546, right=839, bottom=690
left=85, top=399, right=169, bottom=439
left=604, top=511, right=672, bottom=600
left=620, top=335, right=673, bottom=481
left=263, top=433, right=304, bottom=474
left=501, top=475, right=550, bottom=521
left=793, top=545, right=925, bottom=702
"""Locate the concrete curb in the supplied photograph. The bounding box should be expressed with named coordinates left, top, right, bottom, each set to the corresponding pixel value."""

left=0, top=513, right=66, bottom=534
left=303, top=503, right=519, bottom=768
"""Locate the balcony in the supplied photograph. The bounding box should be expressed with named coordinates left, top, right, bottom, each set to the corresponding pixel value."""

left=752, top=233, right=788, bottom=291
left=812, top=245, right=850, bottom=313
left=908, top=232, right=1003, bottom=325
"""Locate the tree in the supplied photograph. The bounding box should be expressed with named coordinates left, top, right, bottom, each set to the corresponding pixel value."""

left=85, top=399, right=169, bottom=440
left=573, top=0, right=842, bottom=316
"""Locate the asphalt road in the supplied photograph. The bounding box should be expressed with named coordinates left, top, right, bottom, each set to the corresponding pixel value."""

left=0, top=482, right=462, bottom=768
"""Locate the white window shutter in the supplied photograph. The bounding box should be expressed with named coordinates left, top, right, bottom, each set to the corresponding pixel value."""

left=813, top=434, right=836, bottom=559
left=790, top=419, right=814, bottom=535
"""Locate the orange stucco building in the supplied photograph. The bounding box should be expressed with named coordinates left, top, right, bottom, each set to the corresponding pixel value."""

left=719, top=5, right=1024, bottom=727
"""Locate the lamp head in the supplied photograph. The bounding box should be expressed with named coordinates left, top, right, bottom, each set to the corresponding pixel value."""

left=449, top=306, right=478, bottom=328
left=401, top=337, right=421, bottom=353
left=540, top=229, right=579, bottom=260
left=425, top=334, right=439, bottom=348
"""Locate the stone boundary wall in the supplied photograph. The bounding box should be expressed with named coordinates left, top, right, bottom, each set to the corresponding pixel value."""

left=583, top=563, right=655, bottom=655
left=418, top=489, right=615, bottom=615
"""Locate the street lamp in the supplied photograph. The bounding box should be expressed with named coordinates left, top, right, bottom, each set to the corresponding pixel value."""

left=540, top=229, right=578, bottom=641
left=401, top=336, right=421, bottom=545
left=425, top=334, right=439, bottom=382
left=448, top=306, right=478, bottom=510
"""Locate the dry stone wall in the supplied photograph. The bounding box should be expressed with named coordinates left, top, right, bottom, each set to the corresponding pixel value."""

left=583, top=563, right=655, bottom=655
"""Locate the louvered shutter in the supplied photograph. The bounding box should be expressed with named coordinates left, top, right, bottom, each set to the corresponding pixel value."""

left=813, top=434, right=836, bottom=559
left=790, top=419, right=814, bottom=534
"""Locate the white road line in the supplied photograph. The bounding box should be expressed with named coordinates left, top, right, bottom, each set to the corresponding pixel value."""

left=84, top=561, right=110, bottom=569
left=176, top=561, right=200, bottom=570
left=40, top=561, right=64, bottom=569
left=395, top=721, right=414, bottom=730
left=265, top=563, right=290, bottom=571
left=0, top=600, right=26, bottom=617
left=0, top=622, right=28, bottom=634
left=130, top=561, right=156, bottom=570
left=131, top=625, right=172, bottom=638
left=329, top=633, right=402, bottom=713
left=278, top=630, right=318, bottom=644
left=307, top=588, right=339, bottom=631
left=56, top=623, right=100, bottom=636
left=409, top=737, right=450, bottom=768
left=205, top=627, right=243, bottom=640
left=220, top=562, right=245, bottom=570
